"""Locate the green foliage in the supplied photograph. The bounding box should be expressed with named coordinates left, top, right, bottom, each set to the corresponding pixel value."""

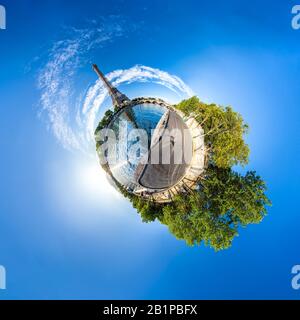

left=116, top=183, right=163, bottom=222
left=95, top=109, right=114, bottom=150
left=162, top=201, right=237, bottom=250
left=202, top=166, right=270, bottom=225
left=159, top=167, right=270, bottom=250
left=95, top=109, right=114, bottom=133
left=132, top=197, right=163, bottom=223
left=176, top=96, right=200, bottom=114
left=176, top=97, right=250, bottom=168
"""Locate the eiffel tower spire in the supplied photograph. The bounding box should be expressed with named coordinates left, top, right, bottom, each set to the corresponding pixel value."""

left=92, top=64, right=130, bottom=108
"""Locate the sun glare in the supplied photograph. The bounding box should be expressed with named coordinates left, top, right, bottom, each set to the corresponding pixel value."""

left=74, top=158, right=119, bottom=200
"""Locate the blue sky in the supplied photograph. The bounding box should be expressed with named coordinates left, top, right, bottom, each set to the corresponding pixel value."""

left=0, top=0, right=300, bottom=299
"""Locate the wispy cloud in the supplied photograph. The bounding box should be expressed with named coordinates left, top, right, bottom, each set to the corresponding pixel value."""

left=38, top=17, right=127, bottom=152
left=37, top=18, right=194, bottom=154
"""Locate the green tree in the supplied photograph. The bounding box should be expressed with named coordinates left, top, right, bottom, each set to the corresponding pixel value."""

left=95, top=109, right=114, bottom=132
left=176, top=97, right=249, bottom=168
left=157, top=167, right=270, bottom=250
left=201, top=166, right=270, bottom=225
left=125, top=193, right=163, bottom=222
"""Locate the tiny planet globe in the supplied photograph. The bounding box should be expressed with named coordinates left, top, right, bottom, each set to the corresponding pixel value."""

left=91, top=65, right=270, bottom=251
left=93, top=64, right=206, bottom=203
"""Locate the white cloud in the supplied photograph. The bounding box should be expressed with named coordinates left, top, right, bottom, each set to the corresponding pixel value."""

left=38, top=20, right=194, bottom=155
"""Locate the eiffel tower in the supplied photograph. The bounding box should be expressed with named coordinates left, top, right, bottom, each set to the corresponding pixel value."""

left=92, top=64, right=130, bottom=108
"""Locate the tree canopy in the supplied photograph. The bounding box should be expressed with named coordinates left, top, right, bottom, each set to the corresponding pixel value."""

left=160, top=166, right=270, bottom=250
left=95, top=109, right=114, bottom=132
left=176, top=97, right=249, bottom=168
